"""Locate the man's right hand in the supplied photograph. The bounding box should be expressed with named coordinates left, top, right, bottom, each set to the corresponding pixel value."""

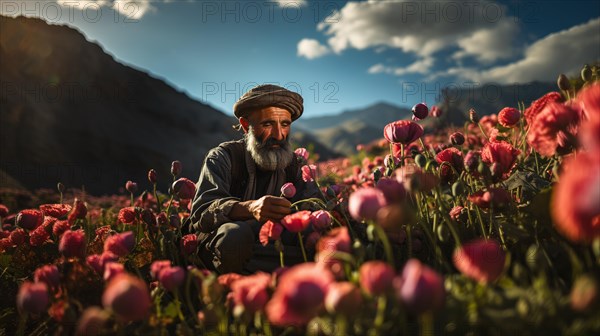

left=230, top=196, right=292, bottom=223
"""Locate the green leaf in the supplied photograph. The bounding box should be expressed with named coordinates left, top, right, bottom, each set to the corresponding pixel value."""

left=163, top=301, right=179, bottom=319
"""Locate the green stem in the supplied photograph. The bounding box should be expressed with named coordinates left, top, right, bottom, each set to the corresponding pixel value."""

left=298, top=233, right=307, bottom=262
left=477, top=122, right=489, bottom=141
left=130, top=192, right=134, bottom=207
left=154, top=184, right=162, bottom=213
left=371, top=295, right=387, bottom=336
left=474, top=206, right=488, bottom=240
left=174, top=289, right=186, bottom=323
left=372, top=223, right=395, bottom=266
left=165, top=195, right=174, bottom=216
left=290, top=198, right=327, bottom=210
left=279, top=250, right=285, bottom=268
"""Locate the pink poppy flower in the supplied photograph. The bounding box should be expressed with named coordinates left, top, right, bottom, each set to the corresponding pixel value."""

left=103, top=262, right=125, bottom=282
left=311, top=210, right=332, bottom=231
left=301, top=164, right=317, bottom=182
left=281, top=211, right=313, bottom=233
left=577, top=83, right=600, bottom=151
left=280, top=182, right=297, bottom=198
left=498, top=107, right=521, bottom=128
left=102, top=274, right=151, bottom=321
left=76, top=307, right=109, bottom=336
left=383, top=120, right=424, bottom=145
left=551, top=153, right=600, bottom=243
left=325, top=281, right=362, bottom=316
left=316, top=226, right=351, bottom=254
left=265, top=263, right=334, bottom=326
left=359, top=261, right=395, bottom=296
left=436, top=147, right=464, bottom=183
left=231, top=272, right=271, bottom=314
left=348, top=187, right=387, bottom=221
left=453, top=239, right=506, bottom=283
left=150, top=260, right=172, bottom=279
left=158, top=266, right=185, bottom=291
left=103, top=231, right=135, bottom=257
left=294, top=148, right=309, bottom=161
left=397, top=259, right=445, bottom=314
left=376, top=177, right=407, bottom=204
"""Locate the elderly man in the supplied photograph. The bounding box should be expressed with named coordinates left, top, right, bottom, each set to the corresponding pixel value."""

left=187, top=84, right=320, bottom=274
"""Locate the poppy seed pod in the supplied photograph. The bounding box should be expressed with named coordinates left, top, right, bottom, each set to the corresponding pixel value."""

left=581, top=64, right=592, bottom=82
left=449, top=132, right=465, bottom=146
left=125, top=181, right=138, bottom=194
left=412, top=102, right=429, bottom=120
left=148, top=169, right=157, bottom=184
left=557, top=74, right=571, bottom=91
left=171, top=160, right=182, bottom=176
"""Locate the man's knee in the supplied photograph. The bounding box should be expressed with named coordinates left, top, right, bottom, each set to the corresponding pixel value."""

left=213, top=222, right=255, bottom=273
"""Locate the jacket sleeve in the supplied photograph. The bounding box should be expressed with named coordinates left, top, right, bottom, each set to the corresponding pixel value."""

left=188, top=147, right=241, bottom=233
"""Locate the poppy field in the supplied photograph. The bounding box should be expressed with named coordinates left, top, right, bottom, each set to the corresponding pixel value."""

left=1, top=69, right=599, bottom=336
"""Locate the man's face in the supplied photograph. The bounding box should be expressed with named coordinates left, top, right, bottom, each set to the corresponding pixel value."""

left=241, top=107, right=294, bottom=171
left=242, top=107, right=292, bottom=145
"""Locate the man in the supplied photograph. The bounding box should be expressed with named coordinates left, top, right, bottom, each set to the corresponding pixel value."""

left=187, top=84, right=319, bottom=274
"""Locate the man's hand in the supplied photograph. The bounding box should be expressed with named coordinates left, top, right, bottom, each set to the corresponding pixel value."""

left=243, top=196, right=291, bottom=223
left=229, top=196, right=292, bottom=223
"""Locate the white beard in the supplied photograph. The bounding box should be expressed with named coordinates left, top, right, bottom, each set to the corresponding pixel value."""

left=245, top=128, right=294, bottom=171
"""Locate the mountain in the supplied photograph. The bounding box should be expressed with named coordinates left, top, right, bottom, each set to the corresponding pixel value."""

left=0, top=15, right=337, bottom=195
left=294, top=102, right=411, bottom=155
left=436, top=81, right=558, bottom=126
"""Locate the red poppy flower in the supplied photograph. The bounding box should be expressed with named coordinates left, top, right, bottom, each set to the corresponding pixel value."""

left=577, top=83, right=600, bottom=151
left=468, top=188, right=512, bottom=210
left=59, top=229, right=86, bottom=259
left=118, top=207, right=137, bottom=224
left=281, top=211, right=313, bottom=233
left=68, top=199, right=87, bottom=224
left=383, top=120, right=424, bottom=145
left=259, top=220, right=284, bottom=246
left=39, top=204, right=72, bottom=218
left=265, top=262, right=334, bottom=326
left=453, top=239, right=506, bottom=283
left=180, top=234, right=199, bottom=255
left=527, top=102, right=581, bottom=157
left=104, top=231, right=135, bottom=257
left=498, top=107, right=521, bottom=128
left=481, top=141, right=520, bottom=180
left=436, top=147, right=464, bottom=183
left=17, top=281, right=49, bottom=315
left=524, top=91, right=564, bottom=126
left=551, top=153, right=600, bottom=243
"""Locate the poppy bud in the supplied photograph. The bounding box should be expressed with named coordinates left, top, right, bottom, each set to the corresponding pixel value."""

left=102, top=274, right=151, bottom=321
left=76, top=306, right=109, bottom=336
left=294, top=148, right=309, bottom=161
left=17, top=281, right=49, bottom=315
left=16, top=209, right=43, bottom=230
left=581, top=64, right=592, bottom=82
left=397, top=259, right=445, bottom=314
left=348, top=187, right=387, bottom=221
left=125, top=181, right=138, bottom=194
left=431, top=105, right=442, bottom=117
left=359, top=261, right=395, bottom=296
left=449, top=132, right=465, bottom=146
left=557, top=73, right=571, bottom=91
left=158, top=266, right=185, bottom=292
left=171, top=160, right=182, bottom=177
left=312, top=210, right=332, bottom=231
left=280, top=182, right=296, bottom=198
left=469, top=108, right=479, bottom=123
left=172, top=178, right=196, bottom=200
left=148, top=169, right=157, bottom=184
left=59, top=230, right=86, bottom=259
left=414, top=154, right=427, bottom=168
left=34, top=265, right=60, bottom=290
left=412, top=102, right=429, bottom=120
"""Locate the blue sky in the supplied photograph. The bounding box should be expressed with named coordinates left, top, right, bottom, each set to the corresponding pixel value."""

left=2, top=0, right=599, bottom=118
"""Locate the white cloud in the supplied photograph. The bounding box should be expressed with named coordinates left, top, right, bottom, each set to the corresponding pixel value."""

left=368, top=57, right=434, bottom=75
left=317, top=0, right=519, bottom=60
left=273, top=0, right=308, bottom=8
left=441, top=18, right=600, bottom=83
left=297, top=38, right=331, bottom=60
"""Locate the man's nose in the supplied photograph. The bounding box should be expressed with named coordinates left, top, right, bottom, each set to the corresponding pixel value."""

left=272, top=123, right=284, bottom=141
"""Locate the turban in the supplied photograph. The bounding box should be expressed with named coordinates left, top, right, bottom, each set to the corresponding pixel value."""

left=233, top=84, right=304, bottom=121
